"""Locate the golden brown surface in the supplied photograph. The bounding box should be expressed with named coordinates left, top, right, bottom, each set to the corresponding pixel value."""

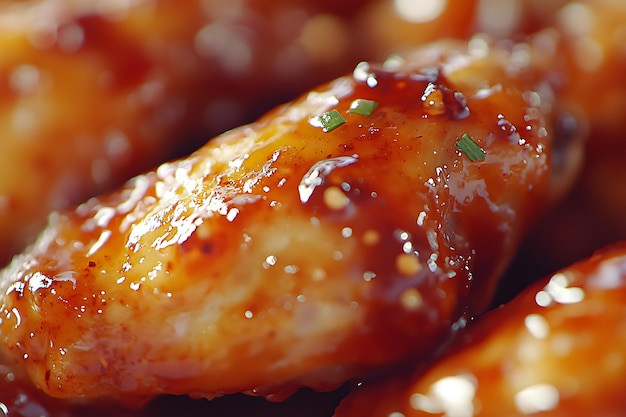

left=0, top=0, right=512, bottom=272
left=0, top=354, right=345, bottom=417
left=334, top=2, right=626, bottom=413
left=549, top=0, right=626, bottom=144
left=492, top=0, right=626, bottom=299
left=0, top=37, right=572, bottom=403
left=336, top=242, right=626, bottom=416
left=0, top=0, right=377, bottom=268
left=7, top=0, right=626, bottom=415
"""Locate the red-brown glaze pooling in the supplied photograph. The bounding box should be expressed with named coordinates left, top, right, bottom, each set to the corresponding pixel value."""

left=0, top=39, right=575, bottom=402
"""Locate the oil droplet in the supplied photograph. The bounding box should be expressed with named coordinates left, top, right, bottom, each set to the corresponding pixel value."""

left=27, top=272, right=52, bottom=292
left=514, top=384, right=559, bottom=414
left=298, top=156, right=358, bottom=203
left=535, top=290, right=551, bottom=307
left=363, top=271, right=377, bottom=282
left=400, top=288, right=423, bottom=311
left=393, top=0, right=447, bottom=23
left=11, top=308, right=21, bottom=328
left=324, top=186, right=350, bottom=210
left=353, top=61, right=378, bottom=87
left=422, top=83, right=447, bottom=116
left=420, top=80, right=470, bottom=120
left=86, top=229, right=112, bottom=257
left=543, top=272, right=585, bottom=304
left=524, top=314, right=550, bottom=339
left=312, top=268, right=327, bottom=281
left=410, top=374, right=477, bottom=416
left=9, top=65, right=40, bottom=94
left=416, top=211, right=427, bottom=226
left=362, top=229, right=380, bottom=245
left=284, top=265, right=299, bottom=275
left=402, top=241, right=414, bottom=253
left=396, top=254, right=422, bottom=276
left=226, top=207, right=239, bottom=222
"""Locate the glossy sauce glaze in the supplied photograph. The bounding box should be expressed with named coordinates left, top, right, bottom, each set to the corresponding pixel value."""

left=0, top=0, right=377, bottom=268
left=0, top=357, right=139, bottom=417
left=0, top=0, right=566, bottom=271
left=335, top=241, right=626, bottom=416
left=0, top=39, right=576, bottom=403
left=490, top=0, right=626, bottom=301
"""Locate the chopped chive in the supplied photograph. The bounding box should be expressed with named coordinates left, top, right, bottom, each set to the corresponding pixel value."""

left=455, top=133, right=485, bottom=161
left=315, top=110, right=346, bottom=132
left=349, top=99, right=378, bottom=116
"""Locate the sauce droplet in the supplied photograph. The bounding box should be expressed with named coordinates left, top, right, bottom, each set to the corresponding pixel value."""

left=298, top=156, right=358, bottom=203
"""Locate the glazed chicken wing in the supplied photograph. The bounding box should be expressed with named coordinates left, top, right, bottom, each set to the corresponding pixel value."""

left=0, top=0, right=376, bottom=267
left=489, top=0, right=626, bottom=298
left=336, top=241, right=626, bottom=416
left=3, top=0, right=566, bottom=270
left=0, top=38, right=579, bottom=402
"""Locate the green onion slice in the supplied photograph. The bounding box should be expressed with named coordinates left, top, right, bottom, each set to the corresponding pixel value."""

left=455, top=133, right=485, bottom=161
left=349, top=99, right=378, bottom=116
left=313, top=109, right=346, bottom=132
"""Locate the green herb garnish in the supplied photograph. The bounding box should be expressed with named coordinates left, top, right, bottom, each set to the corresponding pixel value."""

left=315, top=110, right=346, bottom=132
left=349, top=99, right=378, bottom=116
left=455, top=133, right=485, bottom=161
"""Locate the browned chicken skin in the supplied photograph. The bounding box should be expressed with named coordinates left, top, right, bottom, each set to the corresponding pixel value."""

left=0, top=0, right=375, bottom=268
left=332, top=2, right=626, bottom=416
left=8, top=0, right=626, bottom=417
left=0, top=36, right=576, bottom=404
left=490, top=0, right=626, bottom=301
left=336, top=242, right=626, bottom=417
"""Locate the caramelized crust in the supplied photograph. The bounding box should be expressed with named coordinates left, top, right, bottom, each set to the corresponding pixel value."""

left=336, top=242, right=626, bottom=416
left=0, top=39, right=565, bottom=402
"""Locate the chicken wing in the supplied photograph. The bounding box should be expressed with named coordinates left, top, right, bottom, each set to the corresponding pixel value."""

left=0, top=0, right=373, bottom=267
left=336, top=241, right=626, bottom=416
left=492, top=0, right=626, bottom=301
left=0, top=38, right=580, bottom=402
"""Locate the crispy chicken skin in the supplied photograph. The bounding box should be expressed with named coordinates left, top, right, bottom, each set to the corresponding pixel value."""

left=336, top=242, right=626, bottom=417
left=0, top=38, right=575, bottom=402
